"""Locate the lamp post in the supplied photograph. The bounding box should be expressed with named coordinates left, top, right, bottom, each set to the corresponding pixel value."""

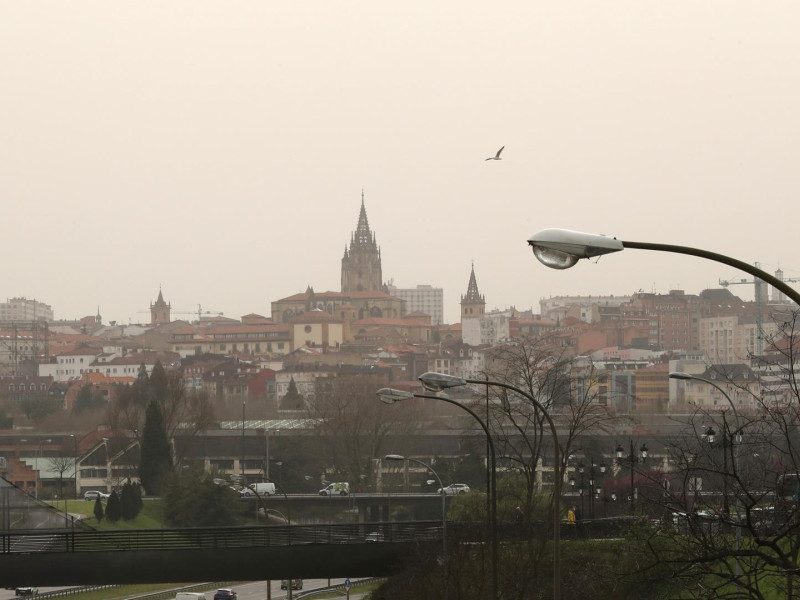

left=588, top=459, right=606, bottom=520
left=418, top=370, right=564, bottom=600
left=385, top=454, right=448, bottom=600
left=615, top=441, right=647, bottom=513
left=671, top=371, right=744, bottom=577
left=527, top=228, right=800, bottom=306
left=377, top=387, right=499, bottom=600
left=241, top=401, right=246, bottom=485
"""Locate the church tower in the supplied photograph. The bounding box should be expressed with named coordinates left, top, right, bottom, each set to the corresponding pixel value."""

left=461, top=264, right=485, bottom=346
left=150, top=288, right=171, bottom=326
left=461, top=263, right=486, bottom=319
left=341, top=193, right=383, bottom=293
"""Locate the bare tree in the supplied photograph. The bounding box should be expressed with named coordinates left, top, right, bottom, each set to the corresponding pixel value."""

left=47, top=455, right=76, bottom=500
left=629, top=312, right=800, bottom=599
left=307, top=372, right=422, bottom=488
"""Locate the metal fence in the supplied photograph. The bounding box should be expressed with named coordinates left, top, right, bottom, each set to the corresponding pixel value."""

left=0, top=521, right=443, bottom=554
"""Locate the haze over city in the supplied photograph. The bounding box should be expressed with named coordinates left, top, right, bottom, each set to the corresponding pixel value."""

left=3, top=2, right=800, bottom=324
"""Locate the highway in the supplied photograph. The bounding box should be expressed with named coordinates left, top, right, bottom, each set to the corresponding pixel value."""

left=0, top=579, right=355, bottom=600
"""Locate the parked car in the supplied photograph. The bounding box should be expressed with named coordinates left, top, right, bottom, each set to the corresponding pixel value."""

left=83, top=490, right=110, bottom=501
left=213, top=589, right=237, bottom=600
left=438, top=483, right=470, bottom=495
left=365, top=531, right=385, bottom=543
left=280, top=579, right=303, bottom=590
left=15, top=587, right=38, bottom=596
left=319, top=482, right=349, bottom=496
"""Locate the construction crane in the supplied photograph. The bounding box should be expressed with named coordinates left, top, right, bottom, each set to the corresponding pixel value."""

left=171, top=304, right=224, bottom=322
left=719, top=263, right=800, bottom=356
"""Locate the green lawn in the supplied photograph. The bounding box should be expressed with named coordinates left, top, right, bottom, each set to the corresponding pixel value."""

left=56, top=499, right=166, bottom=529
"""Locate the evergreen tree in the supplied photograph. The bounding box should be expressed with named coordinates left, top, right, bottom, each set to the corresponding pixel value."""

left=120, top=481, right=143, bottom=520
left=105, top=490, right=121, bottom=522
left=93, top=496, right=104, bottom=523
left=136, top=363, right=149, bottom=386
left=139, top=399, right=173, bottom=495
left=149, top=360, right=169, bottom=403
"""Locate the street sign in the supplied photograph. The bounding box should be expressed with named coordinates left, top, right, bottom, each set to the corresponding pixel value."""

left=344, top=578, right=351, bottom=590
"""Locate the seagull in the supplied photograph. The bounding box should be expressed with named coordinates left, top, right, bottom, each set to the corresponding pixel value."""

left=485, top=146, right=504, bottom=161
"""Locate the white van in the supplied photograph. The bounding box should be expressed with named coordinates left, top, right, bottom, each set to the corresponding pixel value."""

left=319, top=482, right=349, bottom=496
left=249, top=482, right=276, bottom=496
left=175, top=593, right=205, bottom=600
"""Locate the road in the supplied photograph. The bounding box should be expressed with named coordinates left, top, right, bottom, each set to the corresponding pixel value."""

left=0, top=579, right=355, bottom=600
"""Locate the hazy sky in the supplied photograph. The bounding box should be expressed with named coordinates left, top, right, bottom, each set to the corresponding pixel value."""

left=3, top=2, right=800, bottom=325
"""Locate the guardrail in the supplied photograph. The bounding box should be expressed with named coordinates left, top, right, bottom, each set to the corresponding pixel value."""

left=0, top=521, right=442, bottom=554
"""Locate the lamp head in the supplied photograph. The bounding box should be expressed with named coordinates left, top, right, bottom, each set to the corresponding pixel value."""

left=376, top=388, right=415, bottom=404
left=669, top=372, right=694, bottom=380
left=527, top=228, right=624, bottom=270
left=419, top=372, right=467, bottom=392
left=384, top=454, right=405, bottom=461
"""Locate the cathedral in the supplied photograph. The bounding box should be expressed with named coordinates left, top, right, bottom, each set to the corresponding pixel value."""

left=270, top=195, right=405, bottom=325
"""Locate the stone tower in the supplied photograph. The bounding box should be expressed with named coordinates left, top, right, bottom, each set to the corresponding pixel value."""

left=461, top=263, right=486, bottom=319
left=341, top=193, right=383, bottom=293
left=150, top=288, right=171, bottom=326
left=461, top=264, right=485, bottom=346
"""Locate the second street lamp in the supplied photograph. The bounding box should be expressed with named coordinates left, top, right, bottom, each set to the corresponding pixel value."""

left=417, top=371, right=563, bottom=600
left=377, top=387, right=498, bottom=600
left=385, top=454, right=448, bottom=600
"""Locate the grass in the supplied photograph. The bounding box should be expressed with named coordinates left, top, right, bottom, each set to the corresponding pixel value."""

left=54, top=499, right=167, bottom=529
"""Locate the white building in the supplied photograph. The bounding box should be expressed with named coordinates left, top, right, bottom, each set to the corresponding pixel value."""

left=0, top=297, right=54, bottom=323
left=386, top=284, right=444, bottom=325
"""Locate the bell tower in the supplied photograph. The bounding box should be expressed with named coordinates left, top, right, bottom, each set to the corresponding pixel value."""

left=341, top=192, right=383, bottom=293
left=150, top=287, right=171, bottom=325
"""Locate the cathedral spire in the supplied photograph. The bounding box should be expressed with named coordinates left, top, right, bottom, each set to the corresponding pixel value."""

left=352, top=194, right=373, bottom=249
left=342, top=192, right=383, bottom=293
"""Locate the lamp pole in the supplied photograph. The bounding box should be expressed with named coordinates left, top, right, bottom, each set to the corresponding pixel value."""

left=615, top=441, right=647, bottom=513
left=241, top=401, right=246, bottom=485
left=377, top=387, right=498, bottom=600
left=670, top=371, right=744, bottom=577
left=418, top=372, right=563, bottom=600
left=385, top=454, right=448, bottom=600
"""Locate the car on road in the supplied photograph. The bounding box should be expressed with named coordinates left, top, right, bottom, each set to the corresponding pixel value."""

left=83, top=490, right=110, bottom=501
left=213, top=589, right=237, bottom=600
left=280, top=579, right=303, bottom=590
left=319, top=482, right=349, bottom=496
left=366, top=531, right=385, bottom=543
left=15, top=587, right=38, bottom=596
left=438, top=483, right=470, bottom=495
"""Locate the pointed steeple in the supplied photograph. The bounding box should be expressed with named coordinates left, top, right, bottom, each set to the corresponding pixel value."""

left=341, top=192, right=383, bottom=293
left=352, top=192, right=373, bottom=249
left=461, top=262, right=486, bottom=320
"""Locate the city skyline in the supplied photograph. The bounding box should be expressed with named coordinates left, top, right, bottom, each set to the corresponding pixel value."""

left=3, top=2, right=800, bottom=326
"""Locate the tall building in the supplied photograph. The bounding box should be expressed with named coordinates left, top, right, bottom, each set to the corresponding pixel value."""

left=461, top=264, right=486, bottom=346
left=341, top=194, right=383, bottom=294
left=0, top=298, right=54, bottom=323
left=150, top=288, right=171, bottom=326
left=386, top=284, right=444, bottom=325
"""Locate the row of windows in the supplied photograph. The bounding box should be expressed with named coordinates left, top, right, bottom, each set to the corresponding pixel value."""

left=7, top=383, right=48, bottom=391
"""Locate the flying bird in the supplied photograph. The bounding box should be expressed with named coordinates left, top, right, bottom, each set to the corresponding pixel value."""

left=485, top=146, right=504, bottom=161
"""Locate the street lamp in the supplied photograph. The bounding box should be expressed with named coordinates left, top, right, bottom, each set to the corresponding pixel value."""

left=385, top=454, right=448, bottom=600
left=670, top=371, right=745, bottom=575
left=527, top=228, right=800, bottom=306
left=417, top=370, right=563, bottom=600
left=615, top=441, right=647, bottom=512
left=377, top=387, right=499, bottom=600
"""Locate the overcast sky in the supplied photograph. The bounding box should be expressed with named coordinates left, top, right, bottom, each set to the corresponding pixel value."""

left=3, top=2, right=800, bottom=325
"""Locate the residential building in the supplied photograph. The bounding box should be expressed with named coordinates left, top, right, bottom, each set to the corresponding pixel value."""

left=386, top=284, right=444, bottom=326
